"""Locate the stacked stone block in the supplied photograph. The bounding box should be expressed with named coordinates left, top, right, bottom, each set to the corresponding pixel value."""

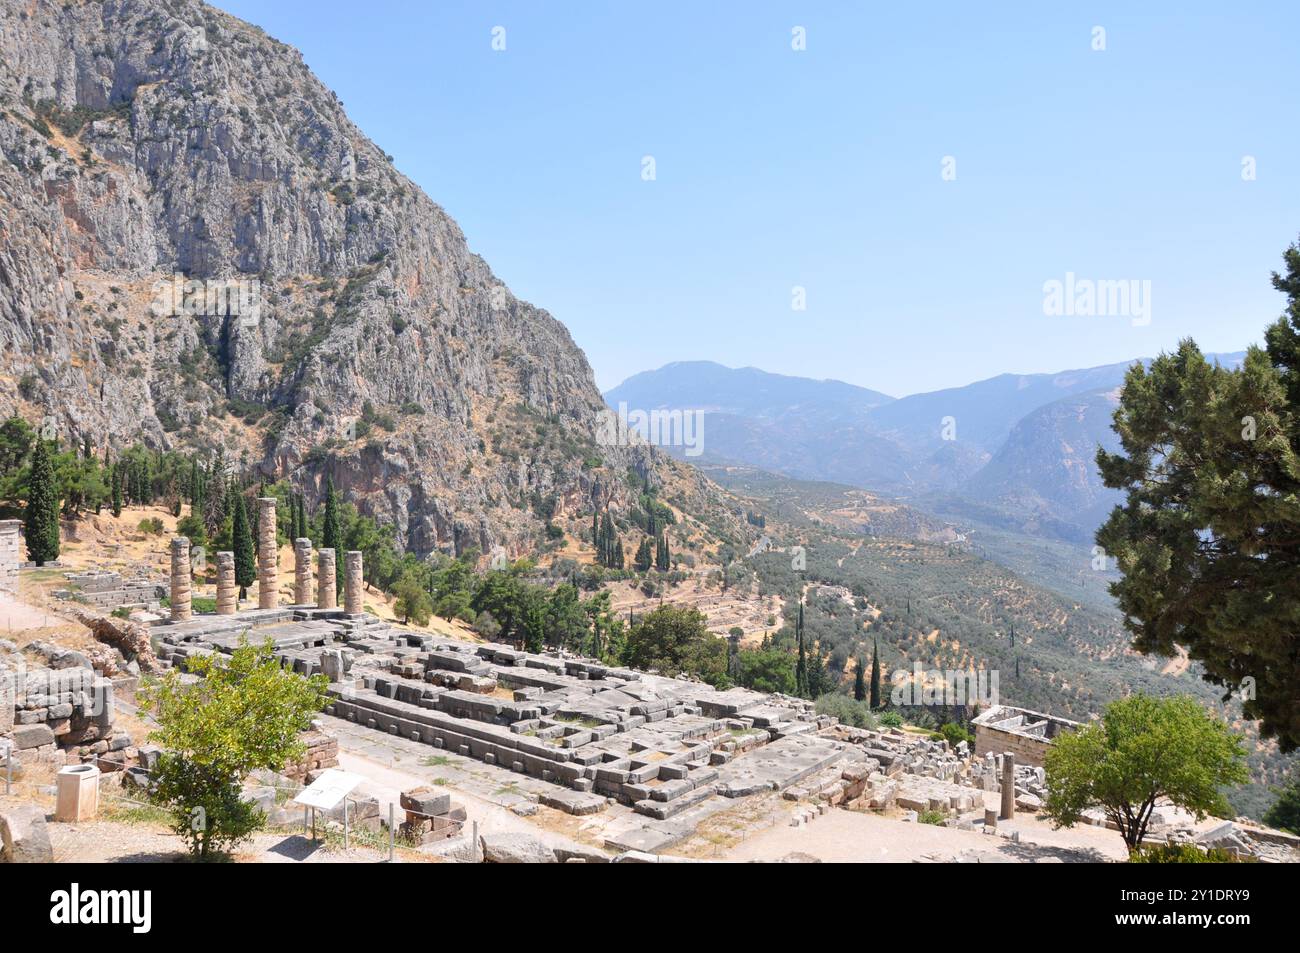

left=257, top=498, right=277, bottom=610
left=294, top=538, right=313, bottom=605
left=215, top=551, right=237, bottom=614
left=317, top=548, right=337, bottom=610
left=169, top=537, right=191, bottom=623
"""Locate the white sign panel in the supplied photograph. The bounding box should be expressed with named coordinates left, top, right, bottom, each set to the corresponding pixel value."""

left=292, top=768, right=364, bottom=811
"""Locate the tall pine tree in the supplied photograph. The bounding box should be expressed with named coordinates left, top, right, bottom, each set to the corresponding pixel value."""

left=795, top=602, right=808, bottom=698
left=231, top=493, right=255, bottom=602
left=854, top=656, right=866, bottom=702
left=869, top=637, right=881, bottom=709
left=24, top=438, right=60, bottom=565
left=322, top=476, right=343, bottom=596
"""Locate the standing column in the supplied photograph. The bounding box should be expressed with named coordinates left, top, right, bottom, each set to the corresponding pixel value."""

left=344, top=550, right=363, bottom=616
left=169, top=537, right=191, bottom=622
left=294, top=538, right=313, bottom=605
left=215, top=551, right=237, bottom=614
left=257, top=497, right=278, bottom=610
left=317, top=548, right=337, bottom=610
left=1000, top=751, right=1016, bottom=821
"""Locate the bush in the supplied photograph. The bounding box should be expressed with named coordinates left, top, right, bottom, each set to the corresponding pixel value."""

left=918, top=810, right=948, bottom=825
left=878, top=711, right=904, bottom=728
left=814, top=693, right=877, bottom=729
left=137, top=517, right=165, bottom=535
left=1129, top=843, right=1243, bottom=863
left=939, top=721, right=974, bottom=748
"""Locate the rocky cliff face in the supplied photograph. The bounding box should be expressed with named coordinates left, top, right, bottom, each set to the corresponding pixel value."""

left=0, top=0, right=713, bottom=557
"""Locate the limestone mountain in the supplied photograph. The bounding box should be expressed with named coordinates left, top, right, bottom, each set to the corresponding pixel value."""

left=0, top=0, right=743, bottom=560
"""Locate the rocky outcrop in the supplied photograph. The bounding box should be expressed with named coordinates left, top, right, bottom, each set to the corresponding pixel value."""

left=0, top=0, right=720, bottom=559
left=68, top=607, right=160, bottom=673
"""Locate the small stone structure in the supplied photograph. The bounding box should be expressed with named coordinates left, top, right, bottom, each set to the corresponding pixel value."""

left=343, top=551, right=363, bottom=616
left=293, top=537, right=313, bottom=606
left=54, top=570, right=164, bottom=610
left=215, top=551, right=237, bottom=615
left=971, top=704, right=1080, bottom=767
left=317, top=548, right=337, bottom=610
left=169, top=537, right=191, bottom=623
left=257, top=498, right=277, bottom=610
left=0, top=520, right=18, bottom=594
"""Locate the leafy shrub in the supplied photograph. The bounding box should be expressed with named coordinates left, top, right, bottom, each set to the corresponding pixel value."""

left=814, top=693, right=877, bottom=729
left=1129, top=843, right=1243, bottom=863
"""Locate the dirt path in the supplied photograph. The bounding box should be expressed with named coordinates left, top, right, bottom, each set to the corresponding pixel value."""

left=334, top=747, right=598, bottom=854
left=722, top=808, right=1127, bottom=863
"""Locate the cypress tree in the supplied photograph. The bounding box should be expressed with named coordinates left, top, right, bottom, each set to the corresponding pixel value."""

left=322, top=476, right=343, bottom=595
left=110, top=463, right=123, bottom=518
left=24, top=438, right=60, bottom=565
left=634, top=537, right=652, bottom=572
left=854, top=656, right=866, bottom=702
left=869, top=637, right=881, bottom=709
left=795, top=602, right=808, bottom=698
left=231, top=493, right=255, bottom=601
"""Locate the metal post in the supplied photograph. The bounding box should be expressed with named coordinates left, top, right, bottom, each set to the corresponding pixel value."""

left=473, top=820, right=480, bottom=862
left=343, top=798, right=350, bottom=851
left=303, top=805, right=309, bottom=834
left=388, top=802, right=395, bottom=862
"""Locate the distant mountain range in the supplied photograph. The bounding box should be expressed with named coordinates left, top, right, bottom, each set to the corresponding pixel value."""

left=606, top=355, right=1247, bottom=544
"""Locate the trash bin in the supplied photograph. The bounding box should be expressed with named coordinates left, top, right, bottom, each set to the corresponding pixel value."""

left=55, top=763, right=100, bottom=823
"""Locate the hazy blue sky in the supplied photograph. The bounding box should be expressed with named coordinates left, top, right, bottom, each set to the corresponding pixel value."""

left=218, top=1, right=1300, bottom=396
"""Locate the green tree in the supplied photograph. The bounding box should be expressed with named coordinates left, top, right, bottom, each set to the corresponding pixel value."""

left=23, top=437, right=60, bottom=565
left=1264, top=778, right=1300, bottom=835
left=545, top=583, right=587, bottom=650
left=634, top=537, right=652, bottom=572
left=794, top=602, right=808, bottom=698
left=322, top=476, right=343, bottom=596
left=110, top=462, right=123, bottom=517
left=1097, top=239, right=1300, bottom=750
left=869, top=638, right=881, bottom=709
left=231, top=493, right=255, bottom=601
left=393, top=568, right=433, bottom=626
left=0, top=416, right=33, bottom=476
left=140, top=638, right=328, bottom=859
left=1043, top=694, right=1248, bottom=851
left=736, top=647, right=796, bottom=694
left=622, top=604, right=728, bottom=687
left=853, top=656, right=866, bottom=702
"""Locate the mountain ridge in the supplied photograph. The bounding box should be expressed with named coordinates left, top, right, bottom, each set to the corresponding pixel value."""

left=606, top=353, right=1248, bottom=542
left=0, top=0, right=745, bottom=562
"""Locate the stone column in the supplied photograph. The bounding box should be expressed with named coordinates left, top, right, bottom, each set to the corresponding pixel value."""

left=215, top=551, right=237, bottom=615
left=317, top=548, right=337, bottom=610
left=344, top=550, right=363, bottom=616
left=257, top=497, right=277, bottom=610
left=294, top=538, right=313, bottom=605
left=1000, top=751, right=1016, bottom=821
left=0, top=519, right=20, bottom=594
left=169, top=537, right=191, bottom=622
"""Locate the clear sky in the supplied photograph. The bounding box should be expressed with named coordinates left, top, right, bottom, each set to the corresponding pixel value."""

left=216, top=1, right=1300, bottom=397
